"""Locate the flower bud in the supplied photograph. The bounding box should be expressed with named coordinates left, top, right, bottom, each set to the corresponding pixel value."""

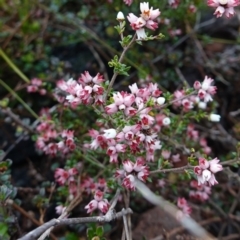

left=193, top=81, right=201, bottom=90
left=199, top=158, right=209, bottom=169
left=157, top=97, right=165, bottom=105
left=162, top=117, right=171, bottom=126
left=209, top=113, right=221, bottom=122
left=103, top=128, right=117, bottom=139
left=198, top=101, right=207, bottom=109
left=117, top=11, right=125, bottom=21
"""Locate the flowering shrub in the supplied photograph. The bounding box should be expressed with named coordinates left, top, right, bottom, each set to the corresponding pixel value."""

left=1, top=0, right=240, bottom=239
left=46, top=0, right=225, bottom=219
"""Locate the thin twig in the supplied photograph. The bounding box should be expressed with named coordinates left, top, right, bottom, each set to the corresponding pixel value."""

left=6, top=200, right=57, bottom=240
left=123, top=214, right=130, bottom=240
left=88, top=44, right=109, bottom=81
left=37, top=189, right=120, bottom=240
left=150, top=164, right=194, bottom=175
left=104, top=34, right=137, bottom=101
left=18, top=208, right=133, bottom=240
left=0, top=107, right=35, bottom=134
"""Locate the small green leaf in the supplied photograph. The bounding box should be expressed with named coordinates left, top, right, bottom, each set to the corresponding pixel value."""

left=0, top=223, right=8, bottom=236
left=96, top=226, right=104, bottom=237
left=87, top=228, right=95, bottom=238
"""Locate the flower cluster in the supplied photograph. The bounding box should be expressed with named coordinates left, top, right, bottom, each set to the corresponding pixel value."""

left=84, top=82, right=165, bottom=163
left=54, top=168, right=109, bottom=201
left=27, top=78, right=46, bottom=95
left=115, top=158, right=149, bottom=190
left=81, top=177, right=108, bottom=195
left=36, top=110, right=76, bottom=156
left=54, top=168, right=78, bottom=185
left=127, top=2, right=160, bottom=39
left=194, top=158, right=223, bottom=186
left=57, top=71, right=105, bottom=108
left=193, top=76, right=217, bottom=102
left=189, top=180, right=211, bottom=202
left=177, top=197, right=191, bottom=216
left=207, top=0, right=240, bottom=18
left=46, top=1, right=228, bottom=219
left=85, top=190, right=110, bottom=214
left=172, top=76, right=217, bottom=113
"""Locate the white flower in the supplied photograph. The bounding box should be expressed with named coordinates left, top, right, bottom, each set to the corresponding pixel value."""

left=66, top=95, right=74, bottom=101
left=117, top=11, right=125, bottom=21
left=202, top=169, right=211, bottom=181
left=209, top=113, right=221, bottom=122
left=136, top=28, right=147, bottom=39
left=157, top=97, right=165, bottom=105
left=198, top=101, right=207, bottom=109
left=162, top=117, right=171, bottom=126
left=103, top=129, right=117, bottom=139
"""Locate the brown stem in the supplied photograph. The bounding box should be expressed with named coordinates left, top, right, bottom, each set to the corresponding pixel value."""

left=6, top=200, right=57, bottom=240
left=150, top=164, right=194, bottom=175
left=104, top=33, right=137, bottom=102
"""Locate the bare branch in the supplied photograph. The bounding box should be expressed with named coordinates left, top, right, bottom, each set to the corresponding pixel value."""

left=134, top=179, right=216, bottom=240
left=18, top=208, right=132, bottom=240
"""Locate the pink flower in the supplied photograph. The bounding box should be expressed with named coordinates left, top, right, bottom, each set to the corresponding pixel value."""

left=85, top=199, right=98, bottom=213
left=27, top=85, right=38, bottom=93
left=55, top=205, right=66, bottom=215
left=68, top=168, right=78, bottom=176
left=122, top=174, right=136, bottom=190
left=193, top=81, right=201, bottom=90
left=85, top=190, right=110, bottom=214
left=94, top=190, right=104, bottom=201
left=97, top=178, right=107, bottom=190
left=161, top=150, right=171, bottom=159
left=62, top=130, right=74, bottom=139
left=207, top=0, right=240, bottom=18
left=209, top=158, right=223, bottom=173
left=189, top=4, right=197, bottom=13
left=182, top=99, right=193, bottom=111
left=115, top=169, right=125, bottom=178
left=190, top=180, right=212, bottom=202
left=123, top=160, right=134, bottom=173
left=128, top=14, right=146, bottom=30
left=123, top=0, right=133, bottom=6
left=201, top=76, right=214, bottom=91
left=199, top=158, right=210, bottom=169
left=187, top=124, right=199, bottom=141
left=194, top=76, right=217, bottom=102
left=31, top=78, right=42, bottom=86
left=55, top=168, right=69, bottom=185
left=194, top=166, right=202, bottom=176
left=98, top=199, right=110, bottom=213
left=158, top=179, right=166, bottom=187
left=194, top=157, right=222, bottom=186
left=168, top=0, right=180, bottom=8
left=172, top=154, right=181, bottom=163
left=57, top=72, right=105, bottom=108
left=177, top=198, right=191, bottom=216
left=127, top=2, right=160, bottom=39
